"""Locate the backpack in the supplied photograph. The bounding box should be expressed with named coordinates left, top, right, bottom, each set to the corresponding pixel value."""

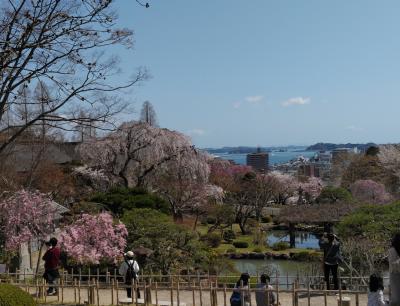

left=125, top=261, right=137, bottom=285
left=230, top=291, right=241, bottom=306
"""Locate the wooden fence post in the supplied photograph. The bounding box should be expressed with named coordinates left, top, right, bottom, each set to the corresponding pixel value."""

left=155, top=282, right=159, bottom=306
left=116, top=280, right=120, bottom=306
left=192, top=281, right=196, bottom=306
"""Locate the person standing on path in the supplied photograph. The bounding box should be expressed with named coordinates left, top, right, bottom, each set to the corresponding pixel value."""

left=231, top=273, right=251, bottom=306
left=119, top=251, right=140, bottom=299
left=42, top=237, right=61, bottom=296
left=319, top=232, right=342, bottom=290
left=368, top=274, right=389, bottom=306
left=255, top=274, right=276, bottom=306
left=389, top=233, right=400, bottom=306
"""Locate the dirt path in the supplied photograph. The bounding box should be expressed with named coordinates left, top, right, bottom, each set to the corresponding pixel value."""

left=30, top=286, right=368, bottom=306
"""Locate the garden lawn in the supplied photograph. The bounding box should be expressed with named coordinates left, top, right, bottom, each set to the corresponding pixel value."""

left=197, top=223, right=320, bottom=258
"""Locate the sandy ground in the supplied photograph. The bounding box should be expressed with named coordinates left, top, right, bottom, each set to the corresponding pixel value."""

left=26, top=286, right=368, bottom=306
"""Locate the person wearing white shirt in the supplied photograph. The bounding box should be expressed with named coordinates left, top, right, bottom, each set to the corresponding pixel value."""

left=368, top=274, right=388, bottom=306
left=389, top=234, right=400, bottom=306
left=119, top=251, right=140, bottom=299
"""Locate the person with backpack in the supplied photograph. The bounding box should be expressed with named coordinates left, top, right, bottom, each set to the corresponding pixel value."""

left=230, top=273, right=251, bottom=306
left=119, top=251, right=140, bottom=299
left=42, top=237, right=61, bottom=296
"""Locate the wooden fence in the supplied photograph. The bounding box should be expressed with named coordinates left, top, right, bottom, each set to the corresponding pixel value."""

left=0, top=271, right=385, bottom=306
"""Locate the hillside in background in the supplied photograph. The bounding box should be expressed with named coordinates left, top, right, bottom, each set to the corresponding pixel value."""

left=305, top=142, right=377, bottom=151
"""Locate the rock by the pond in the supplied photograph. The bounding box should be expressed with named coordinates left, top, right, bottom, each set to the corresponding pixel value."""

left=248, top=252, right=265, bottom=259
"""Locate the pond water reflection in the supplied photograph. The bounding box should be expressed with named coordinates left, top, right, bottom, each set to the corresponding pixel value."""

left=267, top=230, right=320, bottom=249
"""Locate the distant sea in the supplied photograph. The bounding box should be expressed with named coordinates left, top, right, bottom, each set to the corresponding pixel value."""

left=212, top=148, right=316, bottom=165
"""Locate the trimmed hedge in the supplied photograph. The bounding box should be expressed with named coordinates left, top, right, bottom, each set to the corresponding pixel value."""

left=232, top=241, right=249, bottom=248
left=272, top=241, right=290, bottom=251
left=0, top=283, right=36, bottom=306
left=205, top=233, right=222, bottom=248
left=223, top=230, right=236, bottom=243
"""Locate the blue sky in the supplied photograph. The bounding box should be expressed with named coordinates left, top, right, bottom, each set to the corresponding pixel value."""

left=113, top=0, right=400, bottom=148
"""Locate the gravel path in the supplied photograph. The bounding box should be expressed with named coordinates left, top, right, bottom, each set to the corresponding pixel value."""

left=28, top=286, right=368, bottom=306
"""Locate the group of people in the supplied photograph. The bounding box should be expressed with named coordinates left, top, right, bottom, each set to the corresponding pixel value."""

left=230, top=273, right=277, bottom=306
left=319, top=231, right=400, bottom=306
left=41, top=238, right=140, bottom=298
left=39, top=232, right=400, bottom=305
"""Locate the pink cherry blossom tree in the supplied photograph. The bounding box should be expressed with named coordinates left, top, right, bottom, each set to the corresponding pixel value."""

left=298, top=177, right=323, bottom=204
left=268, top=171, right=298, bottom=204
left=78, top=122, right=207, bottom=188
left=350, top=179, right=392, bottom=204
left=59, top=212, right=128, bottom=265
left=378, top=145, right=400, bottom=175
left=0, top=189, right=57, bottom=252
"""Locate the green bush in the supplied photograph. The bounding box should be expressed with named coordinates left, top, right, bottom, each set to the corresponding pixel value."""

left=0, top=283, right=37, bottom=305
left=291, top=251, right=319, bottom=261
left=206, top=217, right=216, bottom=224
left=232, top=241, right=249, bottom=248
left=223, top=229, right=236, bottom=242
left=261, top=215, right=273, bottom=223
left=205, top=233, right=222, bottom=248
left=226, top=247, right=237, bottom=253
left=252, top=247, right=263, bottom=253
left=272, top=241, right=290, bottom=251
left=91, top=187, right=169, bottom=215
left=317, top=186, right=353, bottom=204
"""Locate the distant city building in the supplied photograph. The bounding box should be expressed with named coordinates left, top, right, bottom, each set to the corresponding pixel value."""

left=298, top=164, right=320, bottom=178
left=315, top=151, right=332, bottom=163
left=246, top=149, right=269, bottom=172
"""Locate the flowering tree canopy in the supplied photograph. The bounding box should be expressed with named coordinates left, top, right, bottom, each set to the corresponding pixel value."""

left=0, top=189, right=57, bottom=252
left=268, top=171, right=298, bottom=204
left=153, top=150, right=212, bottom=220
left=59, top=212, right=127, bottom=265
left=298, top=177, right=323, bottom=203
left=379, top=145, right=400, bottom=180
left=209, top=159, right=252, bottom=192
left=350, top=179, right=392, bottom=204
left=78, top=122, right=205, bottom=188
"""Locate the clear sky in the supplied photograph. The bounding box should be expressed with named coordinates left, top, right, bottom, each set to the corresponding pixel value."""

left=112, top=0, right=400, bottom=148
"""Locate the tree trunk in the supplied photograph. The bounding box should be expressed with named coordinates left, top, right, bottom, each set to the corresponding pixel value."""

left=193, top=214, right=199, bottom=231
left=173, top=210, right=183, bottom=223
left=289, top=223, right=296, bottom=248
left=238, top=221, right=246, bottom=235
left=35, top=242, right=44, bottom=277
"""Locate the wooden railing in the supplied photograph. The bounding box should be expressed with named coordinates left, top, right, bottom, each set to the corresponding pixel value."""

left=0, top=271, right=387, bottom=306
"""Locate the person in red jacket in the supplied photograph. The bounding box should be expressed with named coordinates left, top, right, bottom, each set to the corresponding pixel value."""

left=42, top=237, right=61, bottom=296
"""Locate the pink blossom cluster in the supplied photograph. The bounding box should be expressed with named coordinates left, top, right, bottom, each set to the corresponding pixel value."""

left=59, top=212, right=128, bottom=264
left=299, top=177, right=323, bottom=200
left=350, top=179, right=392, bottom=204
left=211, top=161, right=252, bottom=177
left=0, top=189, right=57, bottom=251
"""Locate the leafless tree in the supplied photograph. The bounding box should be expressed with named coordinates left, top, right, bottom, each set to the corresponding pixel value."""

left=0, top=0, right=148, bottom=154
left=140, top=101, right=158, bottom=127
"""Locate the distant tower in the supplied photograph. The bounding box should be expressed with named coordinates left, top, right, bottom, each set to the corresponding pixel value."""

left=246, top=147, right=269, bottom=173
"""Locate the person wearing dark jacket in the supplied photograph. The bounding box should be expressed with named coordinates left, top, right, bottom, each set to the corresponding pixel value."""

left=42, top=237, right=61, bottom=296
left=319, top=232, right=341, bottom=290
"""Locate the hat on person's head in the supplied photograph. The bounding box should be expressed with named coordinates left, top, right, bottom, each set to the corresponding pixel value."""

left=125, top=251, right=135, bottom=258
